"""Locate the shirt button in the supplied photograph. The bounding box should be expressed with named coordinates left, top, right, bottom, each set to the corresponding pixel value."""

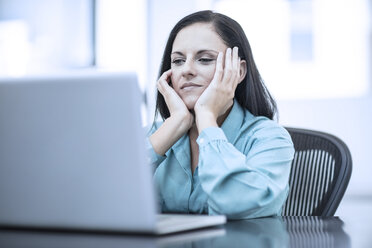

left=199, top=138, right=204, bottom=144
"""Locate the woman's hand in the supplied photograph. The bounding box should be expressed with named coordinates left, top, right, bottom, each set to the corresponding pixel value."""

left=194, top=47, right=241, bottom=133
left=156, top=69, right=194, bottom=131
left=149, top=69, right=194, bottom=156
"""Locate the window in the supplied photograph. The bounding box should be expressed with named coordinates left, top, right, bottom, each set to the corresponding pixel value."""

left=214, top=0, right=370, bottom=99
left=0, top=0, right=93, bottom=76
left=95, top=0, right=147, bottom=90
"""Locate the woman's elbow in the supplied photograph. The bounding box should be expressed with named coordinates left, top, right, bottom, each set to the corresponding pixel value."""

left=207, top=187, right=288, bottom=220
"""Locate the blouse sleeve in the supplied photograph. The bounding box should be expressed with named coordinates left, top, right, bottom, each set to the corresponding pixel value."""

left=196, top=125, right=294, bottom=220
left=145, top=124, right=166, bottom=168
left=145, top=137, right=166, bottom=167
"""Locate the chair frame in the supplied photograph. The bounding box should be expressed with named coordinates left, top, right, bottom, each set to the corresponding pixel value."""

left=283, top=127, right=352, bottom=216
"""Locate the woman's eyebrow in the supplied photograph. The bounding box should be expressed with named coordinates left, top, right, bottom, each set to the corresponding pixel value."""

left=171, top=51, right=184, bottom=56
left=197, top=49, right=219, bottom=55
left=171, top=50, right=219, bottom=56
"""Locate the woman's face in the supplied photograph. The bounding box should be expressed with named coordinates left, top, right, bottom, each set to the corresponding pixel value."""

left=170, top=23, right=228, bottom=110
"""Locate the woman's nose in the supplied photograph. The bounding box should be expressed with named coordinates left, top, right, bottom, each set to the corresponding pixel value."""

left=181, top=59, right=196, bottom=77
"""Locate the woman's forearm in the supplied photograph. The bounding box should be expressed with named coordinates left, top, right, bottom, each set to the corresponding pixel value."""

left=149, top=113, right=192, bottom=156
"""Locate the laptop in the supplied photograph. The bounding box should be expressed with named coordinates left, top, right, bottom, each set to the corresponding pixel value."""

left=0, top=71, right=226, bottom=235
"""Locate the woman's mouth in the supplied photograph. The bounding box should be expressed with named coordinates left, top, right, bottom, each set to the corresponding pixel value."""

left=181, top=82, right=201, bottom=90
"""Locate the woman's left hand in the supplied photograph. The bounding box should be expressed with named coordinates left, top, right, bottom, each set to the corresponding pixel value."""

left=194, top=47, right=241, bottom=133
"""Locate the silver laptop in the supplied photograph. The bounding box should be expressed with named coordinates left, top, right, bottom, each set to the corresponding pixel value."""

left=0, top=71, right=226, bottom=235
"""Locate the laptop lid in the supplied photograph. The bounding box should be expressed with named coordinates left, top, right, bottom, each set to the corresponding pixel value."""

left=0, top=72, right=158, bottom=232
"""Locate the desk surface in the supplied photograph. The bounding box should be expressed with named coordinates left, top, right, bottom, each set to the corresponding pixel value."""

left=0, top=216, right=355, bottom=248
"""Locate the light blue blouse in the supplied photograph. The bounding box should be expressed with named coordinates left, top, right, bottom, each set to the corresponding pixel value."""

left=146, top=101, right=294, bottom=220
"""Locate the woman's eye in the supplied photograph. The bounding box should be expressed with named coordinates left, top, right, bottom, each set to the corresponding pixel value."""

left=199, top=58, right=214, bottom=64
left=171, top=59, right=185, bottom=65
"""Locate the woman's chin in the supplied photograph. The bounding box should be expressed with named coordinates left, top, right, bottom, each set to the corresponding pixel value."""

left=179, top=93, right=201, bottom=111
left=181, top=98, right=197, bottom=110
left=185, top=101, right=196, bottom=111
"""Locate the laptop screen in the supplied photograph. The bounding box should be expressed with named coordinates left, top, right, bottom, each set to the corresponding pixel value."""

left=0, top=72, right=157, bottom=232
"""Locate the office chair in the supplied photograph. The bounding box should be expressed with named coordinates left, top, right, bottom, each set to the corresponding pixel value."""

left=282, top=127, right=352, bottom=216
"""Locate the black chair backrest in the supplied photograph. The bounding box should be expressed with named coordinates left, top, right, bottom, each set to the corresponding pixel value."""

left=282, top=127, right=352, bottom=216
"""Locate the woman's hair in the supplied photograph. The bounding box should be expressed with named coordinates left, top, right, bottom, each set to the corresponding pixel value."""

left=154, top=10, right=277, bottom=121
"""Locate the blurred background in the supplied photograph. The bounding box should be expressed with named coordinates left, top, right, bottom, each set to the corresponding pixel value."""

left=0, top=0, right=371, bottom=201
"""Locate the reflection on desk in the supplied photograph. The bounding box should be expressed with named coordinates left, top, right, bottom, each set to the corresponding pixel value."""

left=283, top=217, right=350, bottom=248
left=0, top=216, right=350, bottom=248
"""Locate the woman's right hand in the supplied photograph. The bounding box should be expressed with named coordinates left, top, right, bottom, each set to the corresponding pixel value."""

left=149, top=70, right=194, bottom=156
left=156, top=69, right=194, bottom=132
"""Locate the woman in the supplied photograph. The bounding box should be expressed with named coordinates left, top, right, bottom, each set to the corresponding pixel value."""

left=146, top=10, right=294, bottom=220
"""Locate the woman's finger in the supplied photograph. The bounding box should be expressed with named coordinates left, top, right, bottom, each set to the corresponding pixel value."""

left=232, top=47, right=240, bottom=81
left=157, top=69, right=172, bottom=96
left=222, top=48, right=232, bottom=83
left=231, top=47, right=240, bottom=89
left=211, top=52, right=224, bottom=85
left=157, top=79, right=166, bottom=95
left=232, top=47, right=239, bottom=71
left=237, top=57, right=241, bottom=79
left=160, top=69, right=172, bottom=82
left=232, top=47, right=240, bottom=77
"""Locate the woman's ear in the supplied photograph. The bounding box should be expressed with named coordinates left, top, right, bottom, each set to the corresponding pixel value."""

left=238, top=60, right=247, bottom=84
